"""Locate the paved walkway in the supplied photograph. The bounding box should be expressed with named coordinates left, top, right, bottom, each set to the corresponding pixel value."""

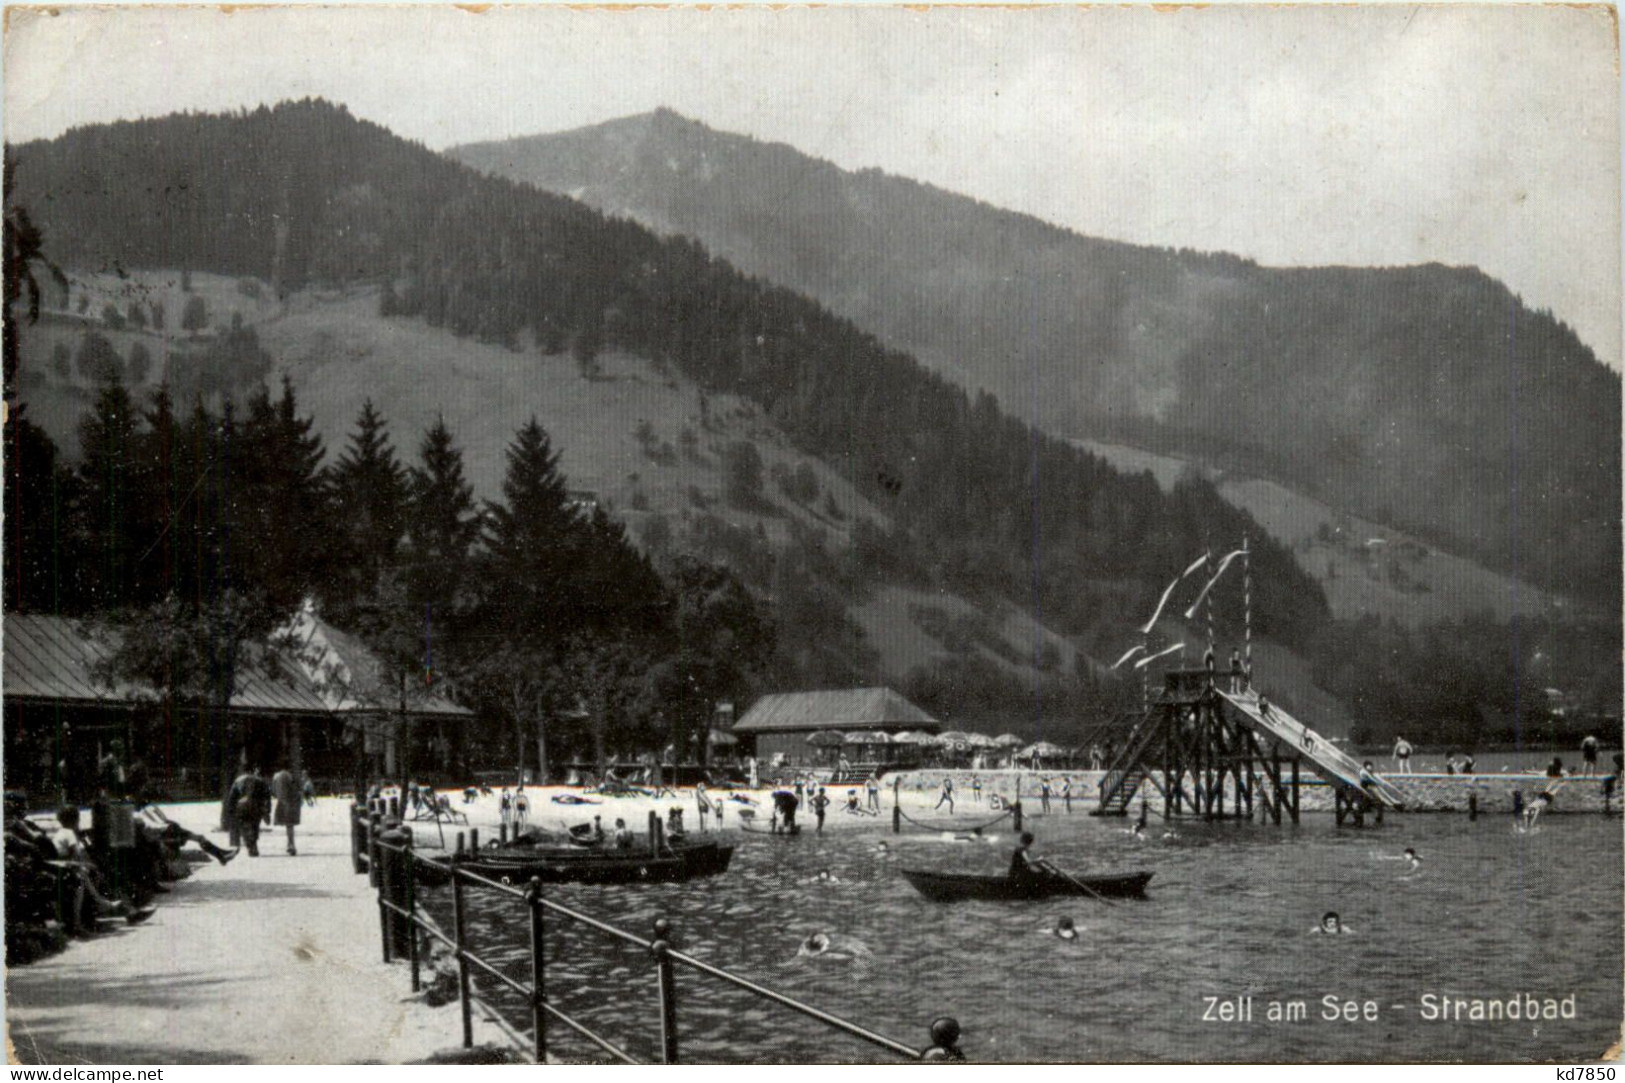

left=5, top=799, right=499, bottom=1064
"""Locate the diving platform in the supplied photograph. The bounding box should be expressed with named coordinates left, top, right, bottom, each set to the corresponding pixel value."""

left=1095, top=669, right=1405, bottom=825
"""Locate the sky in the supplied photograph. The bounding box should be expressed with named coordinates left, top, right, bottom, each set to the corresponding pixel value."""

left=4, top=4, right=1620, bottom=368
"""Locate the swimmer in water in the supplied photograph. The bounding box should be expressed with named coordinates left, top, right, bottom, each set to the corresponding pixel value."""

left=1313, top=911, right=1350, bottom=935
left=1523, top=790, right=1555, bottom=830
left=1052, top=916, right=1080, bottom=941
left=1127, top=821, right=1145, bottom=840
left=799, top=932, right=832, bottom=957
left=874, top=840, right=890, bottom=853
left=1403, top=847, right=1421, bottom=871
left=814, top=869, right=843, bottom=885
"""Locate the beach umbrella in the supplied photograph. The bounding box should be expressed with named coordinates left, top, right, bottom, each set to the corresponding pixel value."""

left=708, top=728, right=739, bottom=746
left=806, top=730, right=845, bottom=747
left=890, top=730, right=930, bottom=745
left=937, top=730, right=973, bottom=745
left=1022, top=740, right=1066, bottom=758
left=994, top=733, right=1025, bottom=747
left=963, top=733, right=997, bottom=748
left=844, top=731, right=890, bottom=745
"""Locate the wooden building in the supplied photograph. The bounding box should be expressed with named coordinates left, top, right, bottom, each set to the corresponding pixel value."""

left=732, top=687, right=939, bottom=766
left=3, top=609, right=471, bottom=803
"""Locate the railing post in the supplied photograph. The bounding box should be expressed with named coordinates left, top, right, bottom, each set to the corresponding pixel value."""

left=398, top=832, right=412, bottom=988
left=377, top=834, right=392, bottom=964
left=368, top=810, right=383, bottom=889
left=651, top=916, right=679, bottom=1063
left=527, top=877, right=547, bottom=1064
left=921, top=1016, right=964, bottom=1061
left=350, top=801, right=366, bottom=874
left=451, top=838, right=473, bottom=1050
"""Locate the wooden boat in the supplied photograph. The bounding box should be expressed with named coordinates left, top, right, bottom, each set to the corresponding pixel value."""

left=416, top=838, right=734, bottom=886
left=899, top=867, right=1152, bottom=902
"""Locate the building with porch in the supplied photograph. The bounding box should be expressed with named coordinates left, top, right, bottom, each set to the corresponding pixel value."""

left=2, top=609, right=471, bottom=804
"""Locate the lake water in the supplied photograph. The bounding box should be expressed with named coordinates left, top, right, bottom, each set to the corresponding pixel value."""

left=424, top=811, right=1622, bottom=1064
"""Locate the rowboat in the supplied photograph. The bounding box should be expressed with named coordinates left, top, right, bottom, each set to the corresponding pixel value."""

left=899, top=867, right=1152, bottom=902
left=415, top=839, right=735, bottom=886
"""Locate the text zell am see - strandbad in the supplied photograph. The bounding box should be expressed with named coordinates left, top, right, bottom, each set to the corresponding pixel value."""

left=1202, top=993, right=1579, bottom=1023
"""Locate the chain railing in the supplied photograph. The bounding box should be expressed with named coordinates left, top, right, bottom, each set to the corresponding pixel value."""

left=354, top=802, right=965, bottom=1064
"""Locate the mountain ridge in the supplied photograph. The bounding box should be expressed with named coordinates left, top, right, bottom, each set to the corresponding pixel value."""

left=450, top=108, right=1622, bottom=607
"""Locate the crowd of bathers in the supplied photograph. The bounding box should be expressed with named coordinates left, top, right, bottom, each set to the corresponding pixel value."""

left=4, top=788, right=237, bottom=965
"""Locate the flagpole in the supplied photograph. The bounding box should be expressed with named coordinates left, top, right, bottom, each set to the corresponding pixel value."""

left=1243, top=536, right=1252, bottom=691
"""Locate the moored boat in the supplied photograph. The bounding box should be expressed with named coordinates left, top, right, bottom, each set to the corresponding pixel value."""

left=899, top=867, right=1152, bottom=902
left=416, top=838, right=735, bottom=886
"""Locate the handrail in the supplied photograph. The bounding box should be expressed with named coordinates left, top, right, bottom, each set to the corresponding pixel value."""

left=359, top=806, right=962, bottom=1063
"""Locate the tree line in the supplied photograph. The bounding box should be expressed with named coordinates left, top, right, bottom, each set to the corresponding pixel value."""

left=3, top=375, right=774, bottom=778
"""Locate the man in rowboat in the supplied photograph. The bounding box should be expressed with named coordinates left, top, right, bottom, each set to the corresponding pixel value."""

left=1009, top=832, right=1046, bottom=882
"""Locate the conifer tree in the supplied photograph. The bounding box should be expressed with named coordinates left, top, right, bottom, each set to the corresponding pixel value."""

left=324, top=399, right=407, bottom=622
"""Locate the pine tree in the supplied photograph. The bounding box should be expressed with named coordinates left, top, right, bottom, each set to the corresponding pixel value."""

left=324, top=399, right=407, bottom=622
left=3, top=413, right=72, bottom=612
left=480, top=417, right=583, bottom=635
left=73, top=380, right=140, bottom=609
left=405, top=414, right=480, bottom=618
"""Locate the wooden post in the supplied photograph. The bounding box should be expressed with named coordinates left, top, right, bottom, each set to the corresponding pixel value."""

left=470, top=828, right=480, bottom=852
left=893, top=777, right=901, bottom=834
left=452, top=863, right=473, bottom=1049
left=406, top=836, right=421, bottom=992
left=649, top=810, right=661, bottom=857
left=1289, top=758, right=1301, bottom=824
left=368, top=811, right=383, bottom=889
left=652, top=917, right=679, bottom=1064
left=528, top=878, right=547, bottom=1064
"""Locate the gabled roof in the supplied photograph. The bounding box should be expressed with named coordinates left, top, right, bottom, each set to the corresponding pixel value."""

left=281, top=602, right=472, bottom=720
left=3, top=613, right=330, bottom=715
left=733, top=687, right=939, bottom=734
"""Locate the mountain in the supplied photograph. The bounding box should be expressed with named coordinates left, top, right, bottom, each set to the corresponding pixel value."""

left=450, top=109, right=1622, bottom=608
left=5, top=101, right=1341, bottom=736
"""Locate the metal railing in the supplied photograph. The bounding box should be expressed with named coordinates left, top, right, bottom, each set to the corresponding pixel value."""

left=354, top=802, right=964, bottom=1064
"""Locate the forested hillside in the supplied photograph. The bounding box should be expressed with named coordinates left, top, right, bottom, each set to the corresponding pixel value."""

left=452, top=109, right=1622, bottom=607
left=6, top=99, right=1328, bottom=650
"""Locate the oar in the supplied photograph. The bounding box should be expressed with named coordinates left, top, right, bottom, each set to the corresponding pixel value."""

left=1039, top=859, right=1118, bottom=908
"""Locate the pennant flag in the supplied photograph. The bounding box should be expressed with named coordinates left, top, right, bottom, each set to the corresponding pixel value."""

left=1182, top=549, right=1248, bottom=620
left=1134, top=642, right=1185, bottom=669
left=1111, top=644, right=1146, bottom=670
left=1139, top=552, right=1210, bottom=635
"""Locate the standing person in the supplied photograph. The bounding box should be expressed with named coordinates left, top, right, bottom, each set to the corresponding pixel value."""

left=514, top=787, right=530, bottom=827
left=302, top=775, right=316, bottom=807
left=1461, top=753, right=1476, bottom=775
left=696, top=781, right=712, bottom=830
left=1039, top=778, right=1052, bottom=814
left=1228, top=648, right=1243, bottom=694
left=1061, top=777, right=1073, bottom=813
left=499, top=788, right=513, bottom=830
left=1546, top=756, right=1566, bottom=780
left=270, top=765, right=302, bottom=856
left=1580, top=735, right=1600, bottom=777
left=228, top=766, right=272, bottom=858
left=612, top=818, right=635, bottom=850
left=865, top=776, right=881, bottom=812
left=970, top=775, right=983, bottom=805
left=812, top=787, right=830, bottom=833
left=747, top=757, right=759, bottom=790
left=936, top=776, right=955, bottom=813
left=1392, top=737, right=1413, bottom=775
